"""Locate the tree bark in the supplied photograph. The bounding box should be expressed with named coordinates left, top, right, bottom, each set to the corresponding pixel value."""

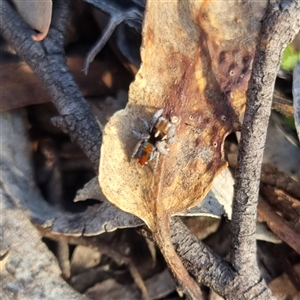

left=231, top=0, right=300, bottom=284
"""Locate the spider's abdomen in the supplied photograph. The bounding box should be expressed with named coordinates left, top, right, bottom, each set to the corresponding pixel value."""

left=138, top=141, right=156, bottom=165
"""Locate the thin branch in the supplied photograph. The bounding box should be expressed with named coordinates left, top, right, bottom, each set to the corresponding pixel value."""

left=84, top=8, right=142, bottom=75
left=0, top=0, right=101, bottom=167
left=293, top=61, right=300, bottom=141
left=231, top=0, right=300, bottom=281
left=170, top=218, right=273, bottom=300
left=170, top=218, right=234, bottom=294
left=258, top=196, right=300, bottom=255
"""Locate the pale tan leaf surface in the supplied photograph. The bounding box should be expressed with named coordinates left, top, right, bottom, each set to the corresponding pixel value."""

left=0, top=251, right=10, bottom=274
left=12, top=0, right=52, bottom=41
left=99, top=1, right=268, bottom=297
left=75, top=169, right=229, bottom=218
left=256, top=222, right=282, bottom=244
left=99, top=0, right=267, bottom=228
left=182, top=216, right=221, bottom=240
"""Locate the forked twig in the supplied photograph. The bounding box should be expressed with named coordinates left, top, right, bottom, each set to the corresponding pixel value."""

left=84, top=9, right=143, bottom=75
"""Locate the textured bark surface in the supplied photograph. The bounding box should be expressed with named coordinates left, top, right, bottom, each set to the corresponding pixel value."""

left=170, top=218, right=274, bottom=299
left=231, top=1, right=300, bottom=285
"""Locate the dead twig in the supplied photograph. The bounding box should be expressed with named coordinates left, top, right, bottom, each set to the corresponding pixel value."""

left=170, top=218, right=272, bottom=299
left=84, top=8, right=143, bottom=75
left=0, top=0, right=101, bottom=167
left=260, top=185, right=300, bottom=233
left=231, top=0, right=300, bottom=286
left=258, top=197, right=300, bottom=255
left=261, top=164, right=300, bottom=199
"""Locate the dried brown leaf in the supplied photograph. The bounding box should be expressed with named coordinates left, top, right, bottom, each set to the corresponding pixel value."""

left=99, top=1, right=267, bottom=298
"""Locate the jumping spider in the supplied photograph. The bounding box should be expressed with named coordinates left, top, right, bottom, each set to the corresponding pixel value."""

left=131, top=109, right=176, bottom=172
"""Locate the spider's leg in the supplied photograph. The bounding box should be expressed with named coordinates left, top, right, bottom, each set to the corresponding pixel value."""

left=130, top=140, right=143, bottom=162
left=167, top=125, right=176, bottom=140
left=132, top=131, right=150, bottom=140
left=156, top=140, right=169, bottom=155
left=150, top=108, right=164, bottom=127
left=139, top=118, right=150, bottom=131
left=167, top=136, right=176, bottom=144
left=152, top=151, right=160, bottom=173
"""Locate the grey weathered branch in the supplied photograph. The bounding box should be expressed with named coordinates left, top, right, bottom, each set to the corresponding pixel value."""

left=231, top=0, right=300, bottom=286
left=293, top=61, right=300, bottom=141
left=170, top=218, right=273, bottom=299
left=0, top=0, right=101, bottom=167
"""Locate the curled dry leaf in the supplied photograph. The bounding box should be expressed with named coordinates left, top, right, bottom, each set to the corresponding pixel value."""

left=12, top=0, right=52, bottom=41
left=74, top=168, right=230, bottom=219
left=99, top=1, right=267, bottom=298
